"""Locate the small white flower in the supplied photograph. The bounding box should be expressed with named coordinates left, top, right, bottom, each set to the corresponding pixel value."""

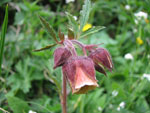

left=124, top=53, right=133, bottom=60
left=134, top=11, right=148, bottom=20
left=117, top=107, right=121, bottom=111
left=98, top=106, right=102, bottom=111
left=119, top=102, right=125, bottom=108
left=2, top=64, right=4, bottom=68
left=117, top=102, right=125, bottom=111
left=66, top=0, right=75, bottom=4
left=142, top=74, right=150, bottom=81
left=109, top=104, right=113, bottom=109
left=133, top=28, right=137, bottom=33
left=112, top=90, right=118, bottom=97
left=147, top=54, right=150, bottom=59
left=125, top=5, right=130, bottom=10
left=134, top=11, right=148, bottom=24
left=64, top=35, right=68, bottom=39
left=73, top=16, right=77, bottom=21
left=28, top=110, right=37, bottom=113
left=134, top=19, right=138, bottom=24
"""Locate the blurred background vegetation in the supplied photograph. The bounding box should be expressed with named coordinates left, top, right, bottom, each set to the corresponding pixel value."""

left=0, top=0, right=150, bottom=113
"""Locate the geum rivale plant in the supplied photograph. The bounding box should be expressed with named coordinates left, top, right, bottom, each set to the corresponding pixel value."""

left=34, top=0, right=113, bottom=113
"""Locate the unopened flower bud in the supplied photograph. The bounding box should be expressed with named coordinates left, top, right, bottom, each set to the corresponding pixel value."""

left=53, top=47, right=72, bottom=69
left=85, top=44, right=98, bottom=51
left=89, top=48, right=113, bottom=73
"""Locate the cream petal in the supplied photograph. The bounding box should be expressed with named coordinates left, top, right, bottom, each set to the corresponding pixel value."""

left=71, top=67, right=98, bottom=94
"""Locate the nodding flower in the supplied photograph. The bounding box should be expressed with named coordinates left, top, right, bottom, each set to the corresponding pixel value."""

left=53, top=38, right=113, bottom=94
left=62, top=56, right=98, bottom=94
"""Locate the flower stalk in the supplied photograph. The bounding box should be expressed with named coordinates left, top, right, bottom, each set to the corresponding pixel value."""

left=64, top=39, right=77, bottom=57
left=53, top=37, right=113, bottom=112
left=71, top=40, right=87, bottom=56
left=62, top=73, right=67, bottom=113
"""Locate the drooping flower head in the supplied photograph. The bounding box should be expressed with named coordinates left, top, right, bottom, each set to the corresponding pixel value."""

left=36, top=16, right=113, bottom=94
left=52, top=38, right=113, bottom=94
left=62, top=56, right=98, bottom=94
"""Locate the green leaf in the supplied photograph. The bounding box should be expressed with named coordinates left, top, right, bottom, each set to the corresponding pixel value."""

left=6, top=58, right=40, bottom=95
left=66, top=12, right=78, bottom=36
left=80, top=26, right=105, bottom=38
left=33, top=43, right=57, bottom=52
left=44, top=69, right=62, bottom=98
left=7, top=96, right=30, bottom=113
left=58, top=29, right=64, bottom=41
left=68, top=28, right=74, bottom=40
left=79, top=0, right=91, bottom=32
left=14, top=12, right=25, bottom=25
left=0, top=5, right=8, bottom=75
left=0, top=0, right=11, bottom=6
left=28, top=101, right=54, bottom=113
left=39, top=16, right=59, bottom=43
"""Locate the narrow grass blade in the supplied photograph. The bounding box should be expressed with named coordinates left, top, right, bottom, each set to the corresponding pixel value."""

left=0, top=5, right=8, bottom=75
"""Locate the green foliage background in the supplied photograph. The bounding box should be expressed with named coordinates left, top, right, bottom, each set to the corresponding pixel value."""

left=0, top=0, right=150, bottom=113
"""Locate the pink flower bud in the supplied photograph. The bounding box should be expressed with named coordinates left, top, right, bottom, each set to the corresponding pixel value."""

left=53, top=47, right=72, bottom=69
left=62, top=56, right=98, bottom=94
left=85, top=44, right=103, bottom=51
left=85, top=44, right=98, bottom=51
left=89, top=48, right=113, bottom=73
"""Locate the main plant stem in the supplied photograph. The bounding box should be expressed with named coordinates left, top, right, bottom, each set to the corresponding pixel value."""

left=62, top=73, right=67, bottom=113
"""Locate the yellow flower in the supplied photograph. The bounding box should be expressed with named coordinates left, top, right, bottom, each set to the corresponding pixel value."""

left=82, top=23, right=92, bottom=32
left=136, top=37, right=143, bottom=45
left=145, top=19, right=149, bottom=24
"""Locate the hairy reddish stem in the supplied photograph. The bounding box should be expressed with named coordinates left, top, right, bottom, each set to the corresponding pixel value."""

left=64, top=39, right=77, bottom=56
left=71, top=40, right=87, bottom=56
left=62, top=73, right=67, bottom=113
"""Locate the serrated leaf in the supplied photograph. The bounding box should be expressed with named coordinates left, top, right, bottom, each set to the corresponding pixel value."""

left=7, top=96, right=30, bottom=113
left=39, top=16, right=59, bottom=43
left=79, top=0, right=91, bottom=32
left=33, top=44, right=57, bottom=52
left=80, top=26, right=105, bottom=38
left=66, top=12, right=78, bottom=36
left=0, top=5, right=8, bottom=75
